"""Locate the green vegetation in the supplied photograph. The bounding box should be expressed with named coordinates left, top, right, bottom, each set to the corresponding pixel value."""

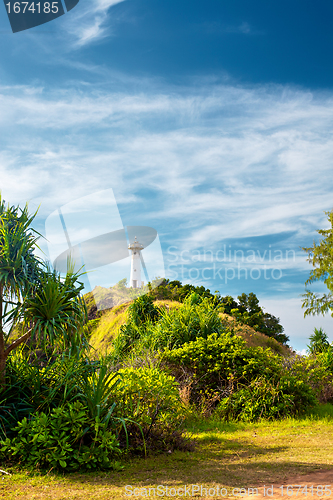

left=1, top=412, right=333, bottom=499
left=302, top=208, right=333, bottom=317
left=88, top=287, right=333, bottom=428
left=1, top=401, right=121, bottom=471
left=1, top=198, right=333, bottom=487
left=307, top=327, right=330, bottom=354
left=147, top=281, right=288, bottom=344
left=163, top=332, right=318, bottom=419
left=0, top=196, right=87, bottom=385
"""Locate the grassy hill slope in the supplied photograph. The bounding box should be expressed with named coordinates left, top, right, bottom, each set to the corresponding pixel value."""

left=87, top=298, right=290, bottom=356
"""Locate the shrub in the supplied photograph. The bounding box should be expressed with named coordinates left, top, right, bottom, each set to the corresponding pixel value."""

left=163, top=333, right=318, bottom=419
left=0, top=401, right=121, bottom=471
left=216, top=375, right=316, bottom=421
left=111, top=295, right=161, bottom=360
left=150, top=294, right=225, bottom=350
left=282, top=352, right=333, bottom=403
left=0, top=348, right=120, bottom=440
left=163, top=332, right=282, bottom=400
left=110, top=367, right=189, bottom=451
left=127, top=294, right=161, bottom=327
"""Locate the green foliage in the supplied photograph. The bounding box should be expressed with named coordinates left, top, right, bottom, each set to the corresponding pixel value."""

left=302, top=209, right=333, bottom=317
left=217, top=376, right=316, bottom=421
left=112, top=367, right=184, bottom=425
left=307, top=327, right=330, bottom=354
left=23, top=265, right=87, bottom=351
left=0, top=347, right=120, bottom=440
left=147, top=282, right=287, bottom=345
left=150, top=294, right=224, bottom=350
left=164, top=333, right=317, bottom=419
left=231, top=293, right=288, bottom=345
left=0, top=346, right=189, bottom=456
left=112, top=293, right=225, bottom=360
left=0, top=196, right=88, bottom=387
left=163, top=333, right=282, bottom=398
left=127, top=294, right=161, bottom=327
left=110, top=366, right=187, bottom=450
left=0, top=401, right=121, bottom=471
left=110, top=295, right=161, bottom=359
left=76, top=361, right=120, bottom=423
left=316, top=348, right=333, bottom=373
left=219, top=295, right=239, bottom=314
left=0, top=196, right=41, bottom=316
left=149, top=280, right=216, bottom=303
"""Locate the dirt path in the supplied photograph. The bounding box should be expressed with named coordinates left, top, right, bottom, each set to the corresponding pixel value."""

left=252, top=470, right=333, bottom=500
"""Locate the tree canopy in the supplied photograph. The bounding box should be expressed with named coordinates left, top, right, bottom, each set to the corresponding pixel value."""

left=302, top=209, right=333, bottom=317
left=0, top=196, right=87, bottom=384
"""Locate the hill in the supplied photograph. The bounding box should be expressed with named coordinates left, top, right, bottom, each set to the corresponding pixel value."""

left=86, top=297, right=290, bottom=356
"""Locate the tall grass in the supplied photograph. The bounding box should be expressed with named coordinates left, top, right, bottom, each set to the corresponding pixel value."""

left=0, top=346, right=120, bottom=440
left=111, top=293, right=226, bottom=361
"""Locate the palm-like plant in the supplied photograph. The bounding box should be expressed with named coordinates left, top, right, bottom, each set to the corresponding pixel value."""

left=22, top=265, right=87, bottom=351
left=307, top=327, right=330, bottom=355
left=0, top=196, right=87, bottom=386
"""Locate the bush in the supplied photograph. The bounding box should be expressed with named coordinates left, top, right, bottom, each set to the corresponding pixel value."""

left=216, top=375, right=317, bottom=421
left=111, top=295, right=161, bottom=360
left=0, top=348, right=120, bottom=440
left=127, top=294, right=161, bottom=327
left=163, top=332, right=282, bottom=400
left=282, top=351, right=333, bottom=403
left=0, top=401, right=121, bottom=471
left=163, top=333, right=318, bottom=419
left=110, top=367, right=189, bottom=451
left=150, top=294, right=225, bottom=350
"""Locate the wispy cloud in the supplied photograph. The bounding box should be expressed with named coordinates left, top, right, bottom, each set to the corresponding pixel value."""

left=0, top=80, right=332, bottom=249
left=1, top=78, right=332, bottom=346
left=63, top=0, right=127, bottom=47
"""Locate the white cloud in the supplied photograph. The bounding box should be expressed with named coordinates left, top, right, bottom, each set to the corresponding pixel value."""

left=1, top=78, right=333, bottom=347
left=63, top=0, right=126, bottom=47
left=1, top=81, right=333, bottom=231
left=260, top=297, right=333, bottom=351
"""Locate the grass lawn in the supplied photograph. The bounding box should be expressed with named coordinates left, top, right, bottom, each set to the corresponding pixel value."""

left=1, top=405, right=333, bottom=500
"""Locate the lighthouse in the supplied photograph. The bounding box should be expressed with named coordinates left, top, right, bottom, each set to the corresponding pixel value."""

left=128, top=236, right=144, bottom=288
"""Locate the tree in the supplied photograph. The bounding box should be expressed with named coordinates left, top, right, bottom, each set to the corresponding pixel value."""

left=237, top=292, right=262, bottom=315
left=302, top=209, right=333, bottom=317
left=307, top=327, right=330, bottom=355
left=0, top=196, right=87, bottom=385
left=219, top=295, right=239, bottom=314
left=259, top=313, right=289, bottom=345
left=231, top=292, right=289, bottom=345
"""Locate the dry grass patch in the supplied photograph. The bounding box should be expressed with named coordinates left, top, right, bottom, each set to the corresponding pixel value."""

left=89, top=304, right=130, bottom=354
left=219, top=313, right=291, bottom=355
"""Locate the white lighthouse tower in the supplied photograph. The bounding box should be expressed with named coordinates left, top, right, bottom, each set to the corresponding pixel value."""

left=128, top=236, right=144, bottom=288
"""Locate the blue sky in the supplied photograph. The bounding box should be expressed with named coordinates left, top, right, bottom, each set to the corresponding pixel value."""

left=1, top=0, right=333, bottom=350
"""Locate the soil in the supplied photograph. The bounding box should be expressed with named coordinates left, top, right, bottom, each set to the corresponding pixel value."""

left=253, top=470, right=333, bottom=500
